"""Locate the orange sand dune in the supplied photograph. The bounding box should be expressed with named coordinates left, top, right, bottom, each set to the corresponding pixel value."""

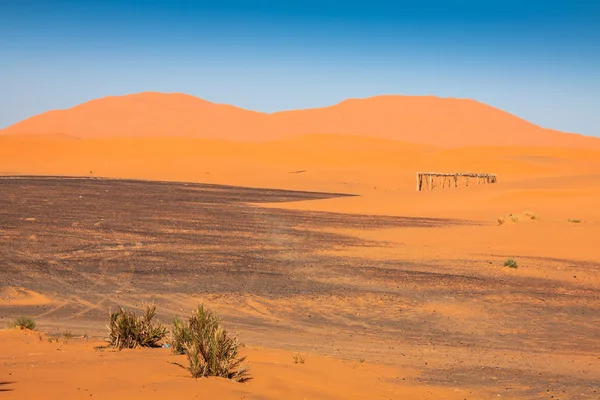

left=0, top=330, right=471, bottom=400
left=2, top=92, right=599, bottom=148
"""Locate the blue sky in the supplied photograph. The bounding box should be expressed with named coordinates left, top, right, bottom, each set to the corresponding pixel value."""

left=1, top=0, right=599, bottom=136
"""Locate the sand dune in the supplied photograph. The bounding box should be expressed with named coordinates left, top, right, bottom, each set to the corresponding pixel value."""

left=3, top=92, right=600, bottom=148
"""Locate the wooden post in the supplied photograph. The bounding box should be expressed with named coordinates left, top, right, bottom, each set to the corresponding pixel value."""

left=417, top=172, right=495, bottom=192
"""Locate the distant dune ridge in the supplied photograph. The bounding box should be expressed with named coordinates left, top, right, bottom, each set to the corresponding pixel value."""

left=1, top=92, right=599, bottom=148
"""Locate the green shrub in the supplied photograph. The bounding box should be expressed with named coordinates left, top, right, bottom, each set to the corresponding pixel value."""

left=10, top=316, right=36, bottom=330
left=170, top=316, right=192, bottom=355
left=504, top=258, right=518, bottom=268
left=107, top=304, right=167, bottom=350
left=172, top=304, right=250, bottom=382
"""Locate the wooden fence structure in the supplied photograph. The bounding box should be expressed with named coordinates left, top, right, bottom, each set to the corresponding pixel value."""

left=416, top=172, right=496, bottom=191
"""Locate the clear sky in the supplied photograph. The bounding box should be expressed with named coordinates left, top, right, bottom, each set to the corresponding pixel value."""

left=1, top=0, right=599, bottom=136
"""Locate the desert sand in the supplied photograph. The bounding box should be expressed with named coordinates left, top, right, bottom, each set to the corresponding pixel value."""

left=1, top=94, right=599, bottom=399
left=1, top=329, right=474, bottom=400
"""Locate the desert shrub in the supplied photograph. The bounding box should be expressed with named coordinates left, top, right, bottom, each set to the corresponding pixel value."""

left=10, top=316, right=36, bottom=330
left=568, top=219, right=581, bottom=223
left=173, top=304, right=250, bottom=382
left=62, top=331, right=76, bottom=339
left=170, top=316, right=192, bottom=355
left=504, top=258, right=518, bottom=268
left=497, top=217, right=506, bottom=226
left=292, top=352, right=305, bottom=364
left=60, top=331, right=76, bottom=343
left=107, top=304, right=167, bottom=350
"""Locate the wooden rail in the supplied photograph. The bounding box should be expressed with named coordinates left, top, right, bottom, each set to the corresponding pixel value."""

left=416, top=172, right=496, bottom=191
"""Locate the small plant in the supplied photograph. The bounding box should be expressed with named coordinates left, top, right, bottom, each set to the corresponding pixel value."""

left=509, top=214, right=520, bottom=223
left=568, top=219, right=581, bottom=223
left=292, top=352, right=305, bottom=364
left=47, top=335, right=62, bottom=344
left=497, top=217, right=506, bottom=226
left=170, top=316, right=193, bottom=355
left=359, top=358, right=365, bottom=363
left=171, top=304, right=250, bottom=382
left=61, top=331, right=76, bottom=343
left=107, top=304, right=167, bottom=350
left=504, top=258, right=518, bottom=269
left=10, top=316, right=36, bottom=330
left=523, top=211, right=540, bottom=220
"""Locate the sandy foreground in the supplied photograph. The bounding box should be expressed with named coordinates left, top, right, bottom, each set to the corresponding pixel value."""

left=0, top=329, right=471, bottom=400
left=1, top=134, right=599, bottom=399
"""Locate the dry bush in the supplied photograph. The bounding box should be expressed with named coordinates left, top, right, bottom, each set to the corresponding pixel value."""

left=172, top=304, right=250, bottom=382
left=504, top=258, right=518, bottom=268
left=62, top=331, right=76, bottom=339
left=523, top=211, right=540, bottom=220
left=10, top=316, right=36, bottom=330
left=292, top=352, right=305, bottom=364
left=60, top=331, right=76, bottom=343
left=107, top=304, right=167, bottom=350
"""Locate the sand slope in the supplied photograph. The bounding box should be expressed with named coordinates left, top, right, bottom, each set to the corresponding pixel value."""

left=0, top=330, right=474, bottom=400
left=2, top=92, right=599, bottom=148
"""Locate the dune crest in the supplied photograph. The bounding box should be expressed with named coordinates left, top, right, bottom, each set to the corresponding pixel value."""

left=2, top=92, right=599, bottom=148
